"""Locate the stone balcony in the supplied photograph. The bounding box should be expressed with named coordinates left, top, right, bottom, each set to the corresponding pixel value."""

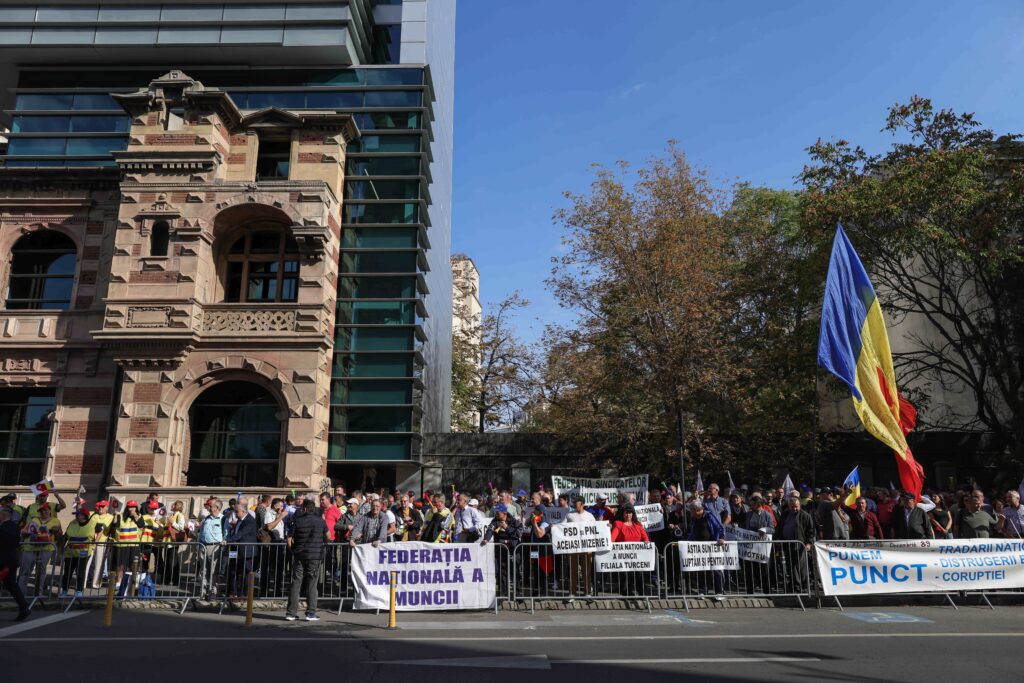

left=0, top=308, right=104, bottom=347
left=94, top=300, right=332, bottom=353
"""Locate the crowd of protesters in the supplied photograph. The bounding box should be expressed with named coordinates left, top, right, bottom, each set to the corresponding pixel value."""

left=1, top=479, right=1022, bottom=621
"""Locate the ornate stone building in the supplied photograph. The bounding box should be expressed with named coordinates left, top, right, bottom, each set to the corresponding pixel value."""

left=0, top=1, right=456, bottom=509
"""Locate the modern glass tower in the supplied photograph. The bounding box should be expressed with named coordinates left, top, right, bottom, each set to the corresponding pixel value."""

left=0, top=1, right=454, bottom=496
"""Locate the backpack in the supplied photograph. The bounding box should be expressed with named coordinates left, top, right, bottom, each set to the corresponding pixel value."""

left=137, top=574, right=155, bottom=599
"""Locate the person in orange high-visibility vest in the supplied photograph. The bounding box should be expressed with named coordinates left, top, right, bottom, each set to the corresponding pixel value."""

left=113, top=500, right=143, bottom=588
left=61, top=507, right=95, bottom=597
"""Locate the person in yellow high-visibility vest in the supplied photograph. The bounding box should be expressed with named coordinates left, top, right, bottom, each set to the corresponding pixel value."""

left=61, top=507, right=95, bottom=597
left=18, top=504, right=61, bottom=597
left=140, top=500, right=164, bottom=577
left=87, top=500, right=114, bottom=589
left=113, top=500, right=143, bottom=588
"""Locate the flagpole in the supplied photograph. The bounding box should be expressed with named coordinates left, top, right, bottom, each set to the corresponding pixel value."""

left=677, top=406, right=687, bottom=499
left=812, top=366, right=820, bottom=490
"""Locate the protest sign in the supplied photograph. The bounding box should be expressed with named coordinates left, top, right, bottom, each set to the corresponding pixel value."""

left=595, top=542, right=657, bottom=572
left=544, top=507, right=569, bottom=525
left=634, top=503, right=664, bottom=531
left=678, top=542, right=740, bottom=572
left=814, top=539, right=1024, bottom=597
left=724, top=527, right=773, bottom=563
left=351, top=542, right=496, bottom=610
left=551, top=475, right=649, bottom=506
left=550, top=522, right=612, bottom=555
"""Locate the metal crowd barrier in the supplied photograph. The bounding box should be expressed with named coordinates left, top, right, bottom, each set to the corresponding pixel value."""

left=661, top=539, right=813, bottom=610
left=513, top=542, right=660, bottom=612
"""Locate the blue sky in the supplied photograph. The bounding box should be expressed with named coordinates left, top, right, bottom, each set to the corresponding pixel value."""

left=450, top=1, right=1024, bottom=341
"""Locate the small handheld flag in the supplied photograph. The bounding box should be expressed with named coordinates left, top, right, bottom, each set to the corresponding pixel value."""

left=782, top=474, right=795, bottom=496
left=30, top=479, right=55, bottom=496
left=727, top=471, right=737, bottom=493
left=842, top=467, right=861, bottom=507
left=695, top=471, right=704, bottom=494
left=818, top=225, right=925, bottom=498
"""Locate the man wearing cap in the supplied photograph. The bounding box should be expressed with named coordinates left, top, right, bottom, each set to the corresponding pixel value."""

left=1, top=493, right=25, bottom=524
left=26, top=490, right=66, bottom=521
left=454, top=493, right=484, bottom=543
left=61, top=507, right=95, bottom=597
left=88, top=500, right=114, bottom=588
left=586, top=493, right=616, bottom=525
left=111, top=500, right=144, bottom=590
left=891, top=492, right=934, bottom=540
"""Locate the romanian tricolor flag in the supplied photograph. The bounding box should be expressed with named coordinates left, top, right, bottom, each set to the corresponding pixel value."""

left=30, top=479, right=56, bottom=496
left=818, top=226, right=924, bottom=498
left=842, top=466, right=861, bottom=507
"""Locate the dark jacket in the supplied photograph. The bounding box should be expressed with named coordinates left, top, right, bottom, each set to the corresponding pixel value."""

left=482, top=516, right=524, bottom=548
left=289, top=510, right=328, bottom=560
left=227, top=512, right=259, bottom=558
left=891, top=506, right=934, bottom=539
left=848, top=509, right=884, bottom=540
left=778, top=508, right=816, bottom=546
left=0, top=519, right=20, bottom=568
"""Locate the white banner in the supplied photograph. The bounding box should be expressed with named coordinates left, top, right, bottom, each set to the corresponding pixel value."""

left=815, top=539, right=1024, bottom=597
left=724, top=527, right=773, bottom=564
left=550, top=522, right=613, bottom=555
left=351, top=542, right=496, bottom=611
left=552, top=474, right=649, bottom=506
left=596, top=542, right=656, bottom=573
left=634, top=503, right=664, bottom=532
left=678, top=542, right=740, bottom=572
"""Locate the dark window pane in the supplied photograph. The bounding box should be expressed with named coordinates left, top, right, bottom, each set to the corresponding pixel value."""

left=70, top=115, right=130, bottom=133
left=344, top=203, right=418, bottom=224
left=305, top=91, right=364, bottom=108
left=7, top=138, right=67, bottom=155
left=15, top=94, right=72, bottom=110
left=338, top=276, right=415, bottom=298
left=330, top=407, right=411, bottom=432
left=365, top=68, right=422, bottom=86
left=345, top=180, right=420, bottom=200
left=12, top=116, right=70, bottom=133
left=350, top=135, right=420, bottom=153
left=354, top=111, right=421, bottom=130
left=331, top=353, right=413, bottom=378
left=342, top=251, right=417, bottom=273
left=335, top=326, right=414, bottom=351
left=342, top=227, right=418, bottom=249
left=66, top=137, right=124, bottom=155
left=247, top=92, right=306, bottom=109
left=345, top=156, right=421, bottom=176
left=72, top=94, right=120, bottom=110
left=337, top=300, right=415, bottom=325
left=364, top=91, right=422, bottom=108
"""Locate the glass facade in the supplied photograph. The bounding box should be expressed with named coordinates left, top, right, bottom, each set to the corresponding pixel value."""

left=1, top=61, right=433, bottom=464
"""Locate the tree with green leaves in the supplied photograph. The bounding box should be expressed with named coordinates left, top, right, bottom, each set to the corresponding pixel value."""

left=801, top=96, right=1024, bottom=469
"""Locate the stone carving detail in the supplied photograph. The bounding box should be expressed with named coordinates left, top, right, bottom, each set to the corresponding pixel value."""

left=127, top=306, right=172, bottom=328
left=202, top=309, right=297, bottom=333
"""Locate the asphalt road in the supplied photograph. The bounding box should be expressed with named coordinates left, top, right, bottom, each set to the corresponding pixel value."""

left=0, top=604, right=1019, bottom=682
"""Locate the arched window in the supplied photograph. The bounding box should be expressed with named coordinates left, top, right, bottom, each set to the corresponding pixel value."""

left=188, top=381, right=281, bottom=487
left=224, top=226, right=299, bottom=303
left=150, top=221, right=170, bottom=257
left=5, top=231, right=77, bottom=310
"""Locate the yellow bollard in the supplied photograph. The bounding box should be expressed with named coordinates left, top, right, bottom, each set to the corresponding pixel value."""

left=387, top=570, right=397, bottom=629
left=245, top=570, right=255, bottom=627
left=103, top=573, right=115, bottom=627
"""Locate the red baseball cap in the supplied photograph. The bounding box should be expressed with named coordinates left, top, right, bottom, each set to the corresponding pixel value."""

left=147, top=500, right=160, bottom=510
left=95, top=500, right=109, bottom=507
left=126, top=499, right=139, bottom=508
left=76, top=507, right=91, bottom=516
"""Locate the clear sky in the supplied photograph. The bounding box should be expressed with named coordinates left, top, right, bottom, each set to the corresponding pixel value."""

left=451, top=0, right=1024, bottom=341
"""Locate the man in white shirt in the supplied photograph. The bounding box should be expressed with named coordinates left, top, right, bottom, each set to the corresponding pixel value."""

left=454, top=494, right=484, bottom=542
left=565, top=497, right=595, bottom=602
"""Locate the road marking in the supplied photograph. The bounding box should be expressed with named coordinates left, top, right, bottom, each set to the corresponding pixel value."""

left=555, top=657, right=821, bottom=665
left=373, top=655, right=551, bottom=669
left=3, top=632, right=1023, bottom=643
left=366, top=655, right=820, bottom=669
left=840, top=612, right=933, bottom=624
left=664, top=608, right=713, bottom=626
left=0, top=610, right=89, bottom=638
